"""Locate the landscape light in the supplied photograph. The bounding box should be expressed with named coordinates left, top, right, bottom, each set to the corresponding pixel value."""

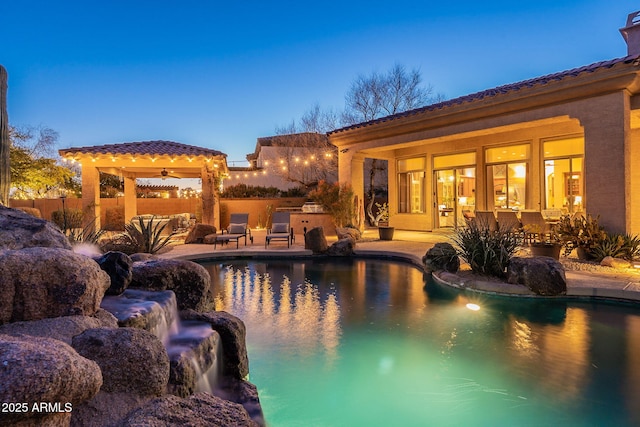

left=466, top=303, right=481, bottom=311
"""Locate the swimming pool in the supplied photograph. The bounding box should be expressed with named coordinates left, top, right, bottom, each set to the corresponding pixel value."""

left=200, top=257, right=640, bottom=426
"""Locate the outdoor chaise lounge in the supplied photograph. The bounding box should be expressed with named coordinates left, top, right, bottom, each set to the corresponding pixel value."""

left=473, top=210, right=498, bottom=232
left=214, top=213, right=253, bottom=249
left=265, top=211, right=294, bottom=248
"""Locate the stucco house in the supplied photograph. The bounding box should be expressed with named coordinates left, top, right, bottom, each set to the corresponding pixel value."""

left=330, top=12, right=640, bottom=235
left=226, top=133, right=337, bottom=191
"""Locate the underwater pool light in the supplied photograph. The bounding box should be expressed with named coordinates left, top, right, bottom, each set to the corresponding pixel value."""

left=466, top=303, right=481, bottom=311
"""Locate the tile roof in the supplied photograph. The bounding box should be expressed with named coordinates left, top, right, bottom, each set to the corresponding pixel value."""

left=59, top=140, right=225, bottom=158
left=330, top=54, right=640, bottom=135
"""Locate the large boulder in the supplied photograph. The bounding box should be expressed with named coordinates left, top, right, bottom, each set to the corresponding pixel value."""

left=95, top=251, right=133, bottom=295
left=184, top=224, right=217, bottom=244
left=326, top=237, right=355, bottom=256
left=506, top=256, right=567, bottom=296
left=120, top=392, right=259, bottom=427
left=0, top=247, right=111, bottom=325
left=336, top=227, right=361, bottom=241
left=130, top=259, right=212, bottom=311
left=0, top=334, right=102, bottom=426
left=422, top=243, right=460, bottom=273
left=181, top=310, right=249, bottom=379
left=216, top=378, right=265, bottom=427
left=0, top=205, right=71, bottom=250
left=0, top=310, right=118, bottom=345
left=601, top=256, right=633, bottom=269
left=72, top=327, right=170, bottom=396
left=304, top=226, right=328, bottom=254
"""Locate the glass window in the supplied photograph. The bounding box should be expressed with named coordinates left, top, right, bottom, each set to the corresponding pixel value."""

left=398, top=157, right=425, bottom=213
left=543, top=137, right=584, bottom=213
left=485, top=144, right=530, bottom=163
left=398, top=157, right=425, bottom=172
left=433, top=152, right=476, bottom=169
left=487, top=163, right=527, bottom=210
left=485, top=144, right=530, bottom=210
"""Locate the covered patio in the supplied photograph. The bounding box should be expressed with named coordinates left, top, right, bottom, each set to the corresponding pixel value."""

left=58, top=140, right=228, bottom=230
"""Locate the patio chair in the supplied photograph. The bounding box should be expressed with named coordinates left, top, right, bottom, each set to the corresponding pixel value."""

left=265, top=211, right=294, bottom=248
left=214, top=213, right=253, bottom=249
left=473, top=210, right=498, bottom=232
left=496, top=210, right=521, bottom=232
left=520, top=210, right=551, bottom=244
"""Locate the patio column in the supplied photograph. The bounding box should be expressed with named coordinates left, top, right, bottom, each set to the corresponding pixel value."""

left=579, top=91, right=630, bottom=234
left=123, top=173, right=137, bottom=223
left=81, top=164, right=101, bottom=230
left=338, top=150, right=365, bottom=210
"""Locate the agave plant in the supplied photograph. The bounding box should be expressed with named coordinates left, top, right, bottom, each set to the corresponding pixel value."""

left=450, top=221, right=519, bottom=279
left=123, top=216, right=175, bottom=254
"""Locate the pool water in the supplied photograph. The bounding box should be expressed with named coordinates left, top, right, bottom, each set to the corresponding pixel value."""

left=200, top=258, right=640, bottom=427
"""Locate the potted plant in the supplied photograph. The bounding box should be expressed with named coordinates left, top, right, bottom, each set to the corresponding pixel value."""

left=375, top=202, right=394, bottom=240
left=523, top=223, right=562, bottom=259
left=555, top=214, right=606, bottom=259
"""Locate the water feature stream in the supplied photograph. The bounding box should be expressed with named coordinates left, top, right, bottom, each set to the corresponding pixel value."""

left=101, top=289, right=223, bottom=396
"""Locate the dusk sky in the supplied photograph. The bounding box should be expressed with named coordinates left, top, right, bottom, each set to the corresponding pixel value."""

left=1, top=1, right=636, bottom=166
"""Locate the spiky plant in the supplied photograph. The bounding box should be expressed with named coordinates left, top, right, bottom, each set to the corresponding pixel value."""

left=123, top=216, right=175, bottom=254
left=450, top=221, right=519, bottom=279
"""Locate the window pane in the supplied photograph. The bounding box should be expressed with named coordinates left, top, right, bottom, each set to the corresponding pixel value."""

left=544, top=157, right=583, bottom=213
left=398, top=157, right=425, bottom=172
left=408, top=171, right=425, bottom=213
left=543, top=137, right=584, bottom=158
left=488, top=162, right=526, bottom=209
left=433, top=152, right=476, bottom=169
left=486, top=144, right=530, bottom=163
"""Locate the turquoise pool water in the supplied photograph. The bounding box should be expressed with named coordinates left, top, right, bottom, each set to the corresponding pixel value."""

left=200, top=258, right=640, bottom=426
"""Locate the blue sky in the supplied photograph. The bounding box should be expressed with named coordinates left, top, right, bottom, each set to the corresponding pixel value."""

left=1, top=1, right=636, bottom=166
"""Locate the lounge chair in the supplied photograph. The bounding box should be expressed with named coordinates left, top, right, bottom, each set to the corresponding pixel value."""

left=265, top=211, right=294, bottom=248
left=214, top=213, right=253, bottom=249
left=473, top=210, right=498, bottom=232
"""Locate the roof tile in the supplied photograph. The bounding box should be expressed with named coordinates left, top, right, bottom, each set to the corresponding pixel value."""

left=59, top=140, right=225, bottom=158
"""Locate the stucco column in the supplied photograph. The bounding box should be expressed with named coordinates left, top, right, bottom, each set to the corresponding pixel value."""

left=81, top=164, right=101, bottom=230
left=123, top=173, right=137, bottom=223
left=629, top=128, right=640, bottom=234
left=579, top=92, right=629, bottom=234
left=338, top=149, right=365, bottom=215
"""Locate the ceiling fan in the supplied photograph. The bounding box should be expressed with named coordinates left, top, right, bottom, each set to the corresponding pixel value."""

left=154, top=168, right=180, bottom=179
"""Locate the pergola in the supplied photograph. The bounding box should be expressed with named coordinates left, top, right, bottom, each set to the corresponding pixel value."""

left=58, top=140, right=228, bottom=229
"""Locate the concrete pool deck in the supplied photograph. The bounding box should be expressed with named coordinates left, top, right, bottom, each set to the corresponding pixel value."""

left=158, top=228, right=640, bottom=303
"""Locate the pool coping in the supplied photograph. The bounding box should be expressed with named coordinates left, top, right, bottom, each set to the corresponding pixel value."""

left=160, top=244, right=640, bottom=304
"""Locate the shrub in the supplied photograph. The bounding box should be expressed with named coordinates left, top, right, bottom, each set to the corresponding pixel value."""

left=281, top=186, right=308, bottom=197
left=51, top=208, right=83, bottom=230
left=221, top=183, right=281, bottom=198
left=15, top=207, right=42, bottom=218
left=67, top=218, right=106, bottom=246
left=308, top=180, right=354, bottom=228
left=450, top=222, right=519, bottom=279
left=591, top=233, right=640, bottom=262
left=555, top=214, right=606, bottom=257
left=104, top=206, right=125, bottom=231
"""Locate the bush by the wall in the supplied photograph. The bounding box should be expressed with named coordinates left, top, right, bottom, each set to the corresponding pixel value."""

left=104, top=206, right=125, bottom=231
left=51, top=208, right=83, bottom=230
